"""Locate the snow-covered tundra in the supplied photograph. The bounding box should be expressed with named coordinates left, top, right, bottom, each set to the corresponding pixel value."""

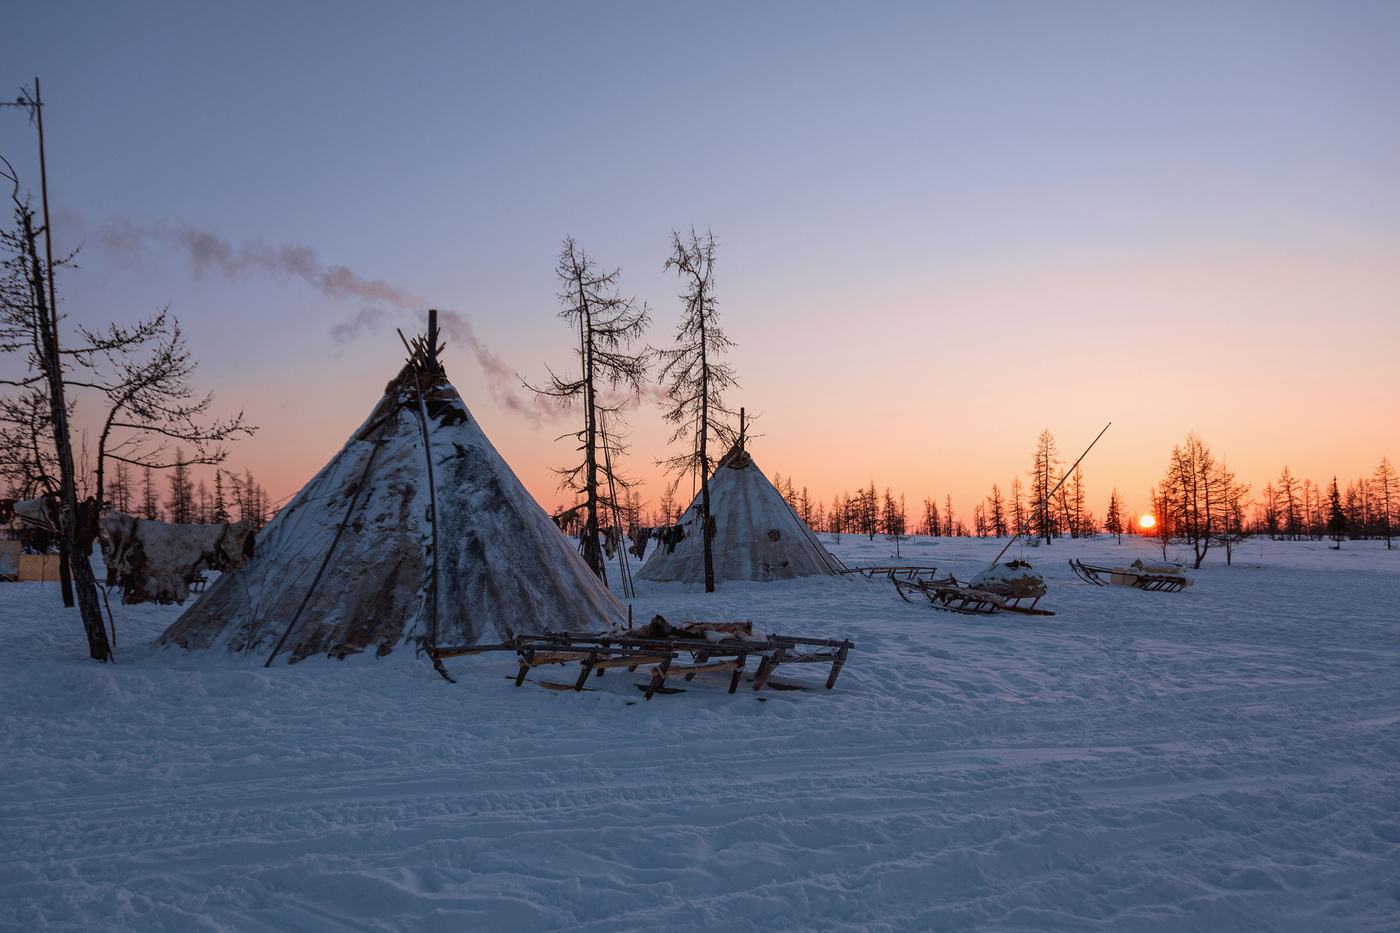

left=2, top=535, right=1397, bottom=931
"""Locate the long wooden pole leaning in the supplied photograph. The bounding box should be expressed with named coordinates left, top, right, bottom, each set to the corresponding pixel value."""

left=987, top=422, right=1111, bottom=571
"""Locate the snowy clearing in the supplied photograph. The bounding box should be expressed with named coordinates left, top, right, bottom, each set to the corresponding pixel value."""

left=2, top=535, right=1398, bottom=931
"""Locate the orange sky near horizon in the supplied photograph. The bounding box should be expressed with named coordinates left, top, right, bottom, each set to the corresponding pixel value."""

left=210, top=242, right=1398, bottom=527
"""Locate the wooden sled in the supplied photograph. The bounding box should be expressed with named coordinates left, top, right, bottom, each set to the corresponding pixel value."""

left=892, top=574, right=1054, bottom=616
left=893, top=576, right=1002, bottom=614
left=431, top=630, right=854, bottom=701
left=1069, top=559, right=1192, bottom=592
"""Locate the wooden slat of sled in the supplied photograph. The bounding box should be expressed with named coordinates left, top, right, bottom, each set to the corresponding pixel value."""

left=522, top=650, right=596, bottom=666
left=843, top=565, right=939, bottom=580
left=665, top=657, right=745, bottom=678
left=588, top=653, right=671, bottom=670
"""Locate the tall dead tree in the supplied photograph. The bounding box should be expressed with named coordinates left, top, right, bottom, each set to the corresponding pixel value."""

left=3, top=83, right=254, bottom=658
left=0, top=150, right=109, bottom=659
left=528, top=237, right=649, bottom=582
left=653, top=228, right=736, bottom=593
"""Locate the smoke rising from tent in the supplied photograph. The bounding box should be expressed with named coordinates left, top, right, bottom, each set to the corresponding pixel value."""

left=89, top=216, right=669, bottom=427
left=95, top=219, right=422, bottom=308
left=329, top=308, right=390, bottom=344
left=432, top=311, right=669, bottom=426
left=88, top=218, right=554, bottom=422
left=430, top=310, right=568, bottom=426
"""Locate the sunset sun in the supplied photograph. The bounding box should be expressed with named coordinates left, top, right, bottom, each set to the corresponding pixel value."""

left=1139, top=515, right=1157, bottom=530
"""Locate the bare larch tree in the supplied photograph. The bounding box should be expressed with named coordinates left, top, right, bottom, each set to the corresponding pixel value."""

left=3, top=115, right=253, bottom=659
left=653, top=228, right=736, bottom=593
left=1155, top=432, right=1247, bottom=568
left=0, top=154, right=109, bottom=659
left=1028, top=429, right=1059, bottom=544
left=529, top=237, right=649, bottom=582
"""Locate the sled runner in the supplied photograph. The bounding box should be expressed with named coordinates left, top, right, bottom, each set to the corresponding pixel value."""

left=1069, top=559, right=1193, bottom=592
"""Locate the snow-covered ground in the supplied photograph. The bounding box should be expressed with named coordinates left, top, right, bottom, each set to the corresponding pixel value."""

left=2, top=535, right=1398, bottom=931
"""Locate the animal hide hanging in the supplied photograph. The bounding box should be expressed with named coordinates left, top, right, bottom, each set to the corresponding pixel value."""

left=99, top=512, right=254, bottom=605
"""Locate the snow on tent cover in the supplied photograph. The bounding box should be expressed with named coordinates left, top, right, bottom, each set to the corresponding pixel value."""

left=160, top=342, right=627, bottom=664
left=638, top=440, right=845, bottom=584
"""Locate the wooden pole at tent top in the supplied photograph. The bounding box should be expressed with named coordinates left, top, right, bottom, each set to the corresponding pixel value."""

left=427, top=308, right=439, bottom=368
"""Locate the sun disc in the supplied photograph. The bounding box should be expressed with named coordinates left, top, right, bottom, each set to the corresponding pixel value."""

left=1139, top=515, right=1156, bottom=529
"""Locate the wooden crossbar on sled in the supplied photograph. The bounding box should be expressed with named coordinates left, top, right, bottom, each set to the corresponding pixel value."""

left=1068, top=559, right=1191, bottom=592
left=840, top=565, right=941, bottom=582
left=430, top=631, right=855, bottom=700
left=892, top=575, right=1054, bottom=616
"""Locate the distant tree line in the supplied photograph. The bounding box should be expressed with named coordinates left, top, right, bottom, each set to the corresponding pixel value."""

left=746, top=435, right=1398, bottom=566
left=1253, top=457, right=1396, bottom=548
left=96, top=453, right=275, bottom=533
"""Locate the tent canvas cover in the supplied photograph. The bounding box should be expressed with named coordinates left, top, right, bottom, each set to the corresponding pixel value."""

left=161, top=358, right=627, bottom=662
left=638, top=443, right=844, bottom=584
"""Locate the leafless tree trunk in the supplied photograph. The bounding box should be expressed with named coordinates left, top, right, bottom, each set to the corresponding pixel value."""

left=653, top=229, right=736, bottom=593
left=528, top=237, right=649, bottom=583
left=0, top=178, right=108, bottom=658
left=1029, top=430, right=1059, bottom=544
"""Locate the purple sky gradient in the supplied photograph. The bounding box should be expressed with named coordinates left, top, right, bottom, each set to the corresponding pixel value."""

left=3, top=2, right=1397, bottom=521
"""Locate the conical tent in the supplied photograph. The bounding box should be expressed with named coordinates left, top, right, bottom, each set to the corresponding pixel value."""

left=638, top=443, right=844, bottom=584
left=160, top=357, right=627, bottom=663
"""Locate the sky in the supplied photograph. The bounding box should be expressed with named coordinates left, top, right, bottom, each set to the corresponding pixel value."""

left=3, top=2, right=1398, bottom=523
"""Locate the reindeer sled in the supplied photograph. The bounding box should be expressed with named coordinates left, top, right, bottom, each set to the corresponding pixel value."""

left=1069, top=558, right=1193, bottom=592
left=885, top=424, right=1116, bottom=620
left=892, top=560, right=1054, bottom=616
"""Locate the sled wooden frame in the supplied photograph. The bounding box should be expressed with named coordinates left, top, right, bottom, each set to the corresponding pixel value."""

left=841, top=565, right=941, bottom=582
left=892, top=575, right=1055, bottom=616
left=1068, top=559, right=1190, bottom=592
left=431, top=631, right=855, bottom=701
